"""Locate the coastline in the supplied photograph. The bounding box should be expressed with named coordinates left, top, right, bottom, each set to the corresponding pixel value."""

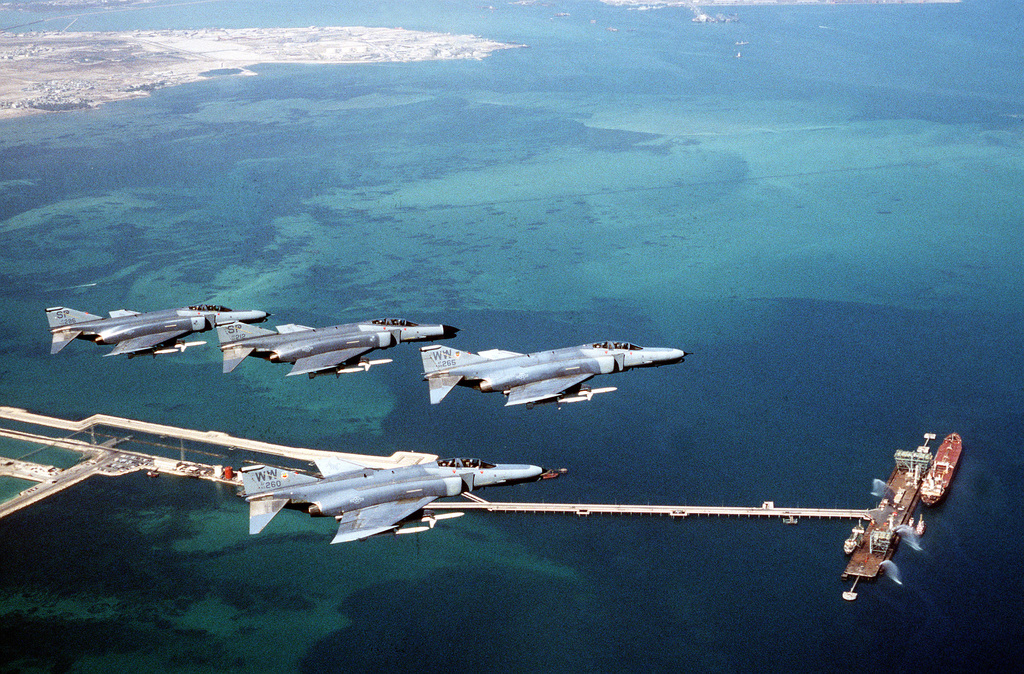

left=0, top=26, right=523, bottom=120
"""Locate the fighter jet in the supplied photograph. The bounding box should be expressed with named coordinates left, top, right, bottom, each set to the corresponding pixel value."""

left=420, top=341, right=688, bottom=407
left=241, top=455, right=563, bottom=543
left=46, top=304, right=270, bottom=357
left=216, top=318, right=459, bottom=378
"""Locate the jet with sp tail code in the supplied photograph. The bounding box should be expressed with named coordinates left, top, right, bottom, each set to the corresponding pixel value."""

left=420, top=341, right=688, bottom=407
left=217, top=318, right=458, bottom=378
left=241, top=456, right=564, bottom=544
left=46, top=304, right=269, bottom=357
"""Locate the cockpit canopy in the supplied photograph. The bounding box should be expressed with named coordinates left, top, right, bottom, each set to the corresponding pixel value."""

left=372, top=318, right=418, bottom=327
left=189, top=304, right=231, bottom=312
left=593, top=341, right=641, bottom=351
left=437, top=457, right=497, bottom=469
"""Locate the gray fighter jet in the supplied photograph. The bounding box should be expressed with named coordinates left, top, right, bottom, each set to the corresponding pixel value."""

left=241, top=456, right=562, bottom=543
left=217, top=318, right=459, bottom=378
left=46, top=304, right=270, bottom=357
left=420, top=341, right=688, bottom=407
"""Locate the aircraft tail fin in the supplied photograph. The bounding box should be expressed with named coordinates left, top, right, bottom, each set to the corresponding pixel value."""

left=240, top=464, right=318, bottom=497
left=420, top=344, right=486, bottom=374
left=46, top=306, right=101, bottom=329
left=217, top=321, right=274, bottom=344
left=248, top=498, right=289, bottom=535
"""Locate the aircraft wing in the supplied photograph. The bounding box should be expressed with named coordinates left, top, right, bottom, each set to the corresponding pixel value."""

left=314, top=455, right=370, bottom=477
left=103, top=329, right=190, bottom=356
left=504, top=373, right=594, bottom=407
left=331, top=496, right=436, bottom=544
left=286, top=347, right=372, bottom=377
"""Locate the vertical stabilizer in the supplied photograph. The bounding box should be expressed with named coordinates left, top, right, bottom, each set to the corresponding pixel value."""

left=46, top=306, right=101, bottom=329
left=240, top=464, right=318, bottom=496
left=217, top=321, right=274, bottom=344
left=420, top=345, right=486, bottom=373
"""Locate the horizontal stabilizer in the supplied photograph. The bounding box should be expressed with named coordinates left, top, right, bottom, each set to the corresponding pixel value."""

left=50, top=330, right=81, bottom=354
left=249, top=498, right=289, bottom=535
left=222, top=345, right=255, bottom=373
left=108, top=309, right=141, bottom=318
left=104, top=329, right=189, bottom=357
left=428, top=375, right=463, bottom=405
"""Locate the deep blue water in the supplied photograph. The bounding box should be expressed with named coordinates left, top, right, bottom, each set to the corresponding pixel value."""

left=1, top=0, right=1023, bottom=671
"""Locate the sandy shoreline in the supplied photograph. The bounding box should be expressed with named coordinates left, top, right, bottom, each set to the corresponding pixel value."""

left=0, top=26, right=523, bottom=120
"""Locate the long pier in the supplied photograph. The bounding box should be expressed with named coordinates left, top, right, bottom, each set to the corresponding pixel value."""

left=430, top=493, right=872, bottom=521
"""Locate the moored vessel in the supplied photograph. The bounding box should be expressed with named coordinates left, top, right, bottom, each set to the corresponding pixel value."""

left=844, top=521, right=865, bottom=555
left=920, top=433, right=962, bottom=506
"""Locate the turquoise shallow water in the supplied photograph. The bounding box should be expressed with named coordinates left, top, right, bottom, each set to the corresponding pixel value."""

left=0, top=477, right=33, bottom=502
left=1, top=0, right=1023, bottom=671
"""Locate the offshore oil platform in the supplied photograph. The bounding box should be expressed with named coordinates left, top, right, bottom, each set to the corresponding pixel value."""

left=840, top=432, right=962, bottom=600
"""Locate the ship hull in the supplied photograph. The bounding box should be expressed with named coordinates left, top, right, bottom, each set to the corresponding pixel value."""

left=920, top=433, right=962, bottom=506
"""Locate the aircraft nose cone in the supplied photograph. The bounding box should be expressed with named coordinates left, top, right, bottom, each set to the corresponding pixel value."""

left=499, top=464, right=545, bottom=485
left=660, top=348, right=688, bottom=364
left=442, top=325, right=459, bottom=338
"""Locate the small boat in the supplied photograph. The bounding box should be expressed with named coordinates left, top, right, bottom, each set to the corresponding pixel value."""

left=146, top=470, right=159, bottom=478
left=915, top=513, right=926, bottom=536
left=844, top=522, right=865, bottom=555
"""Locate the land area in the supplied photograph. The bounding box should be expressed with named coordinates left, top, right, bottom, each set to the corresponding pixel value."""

left=600, top=0, right=958, bottom=5
left=0, top=25, right=521, bottom=119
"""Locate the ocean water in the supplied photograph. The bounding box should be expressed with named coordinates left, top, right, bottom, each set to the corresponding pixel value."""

left=1, top=0, right=1023, bottom=671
